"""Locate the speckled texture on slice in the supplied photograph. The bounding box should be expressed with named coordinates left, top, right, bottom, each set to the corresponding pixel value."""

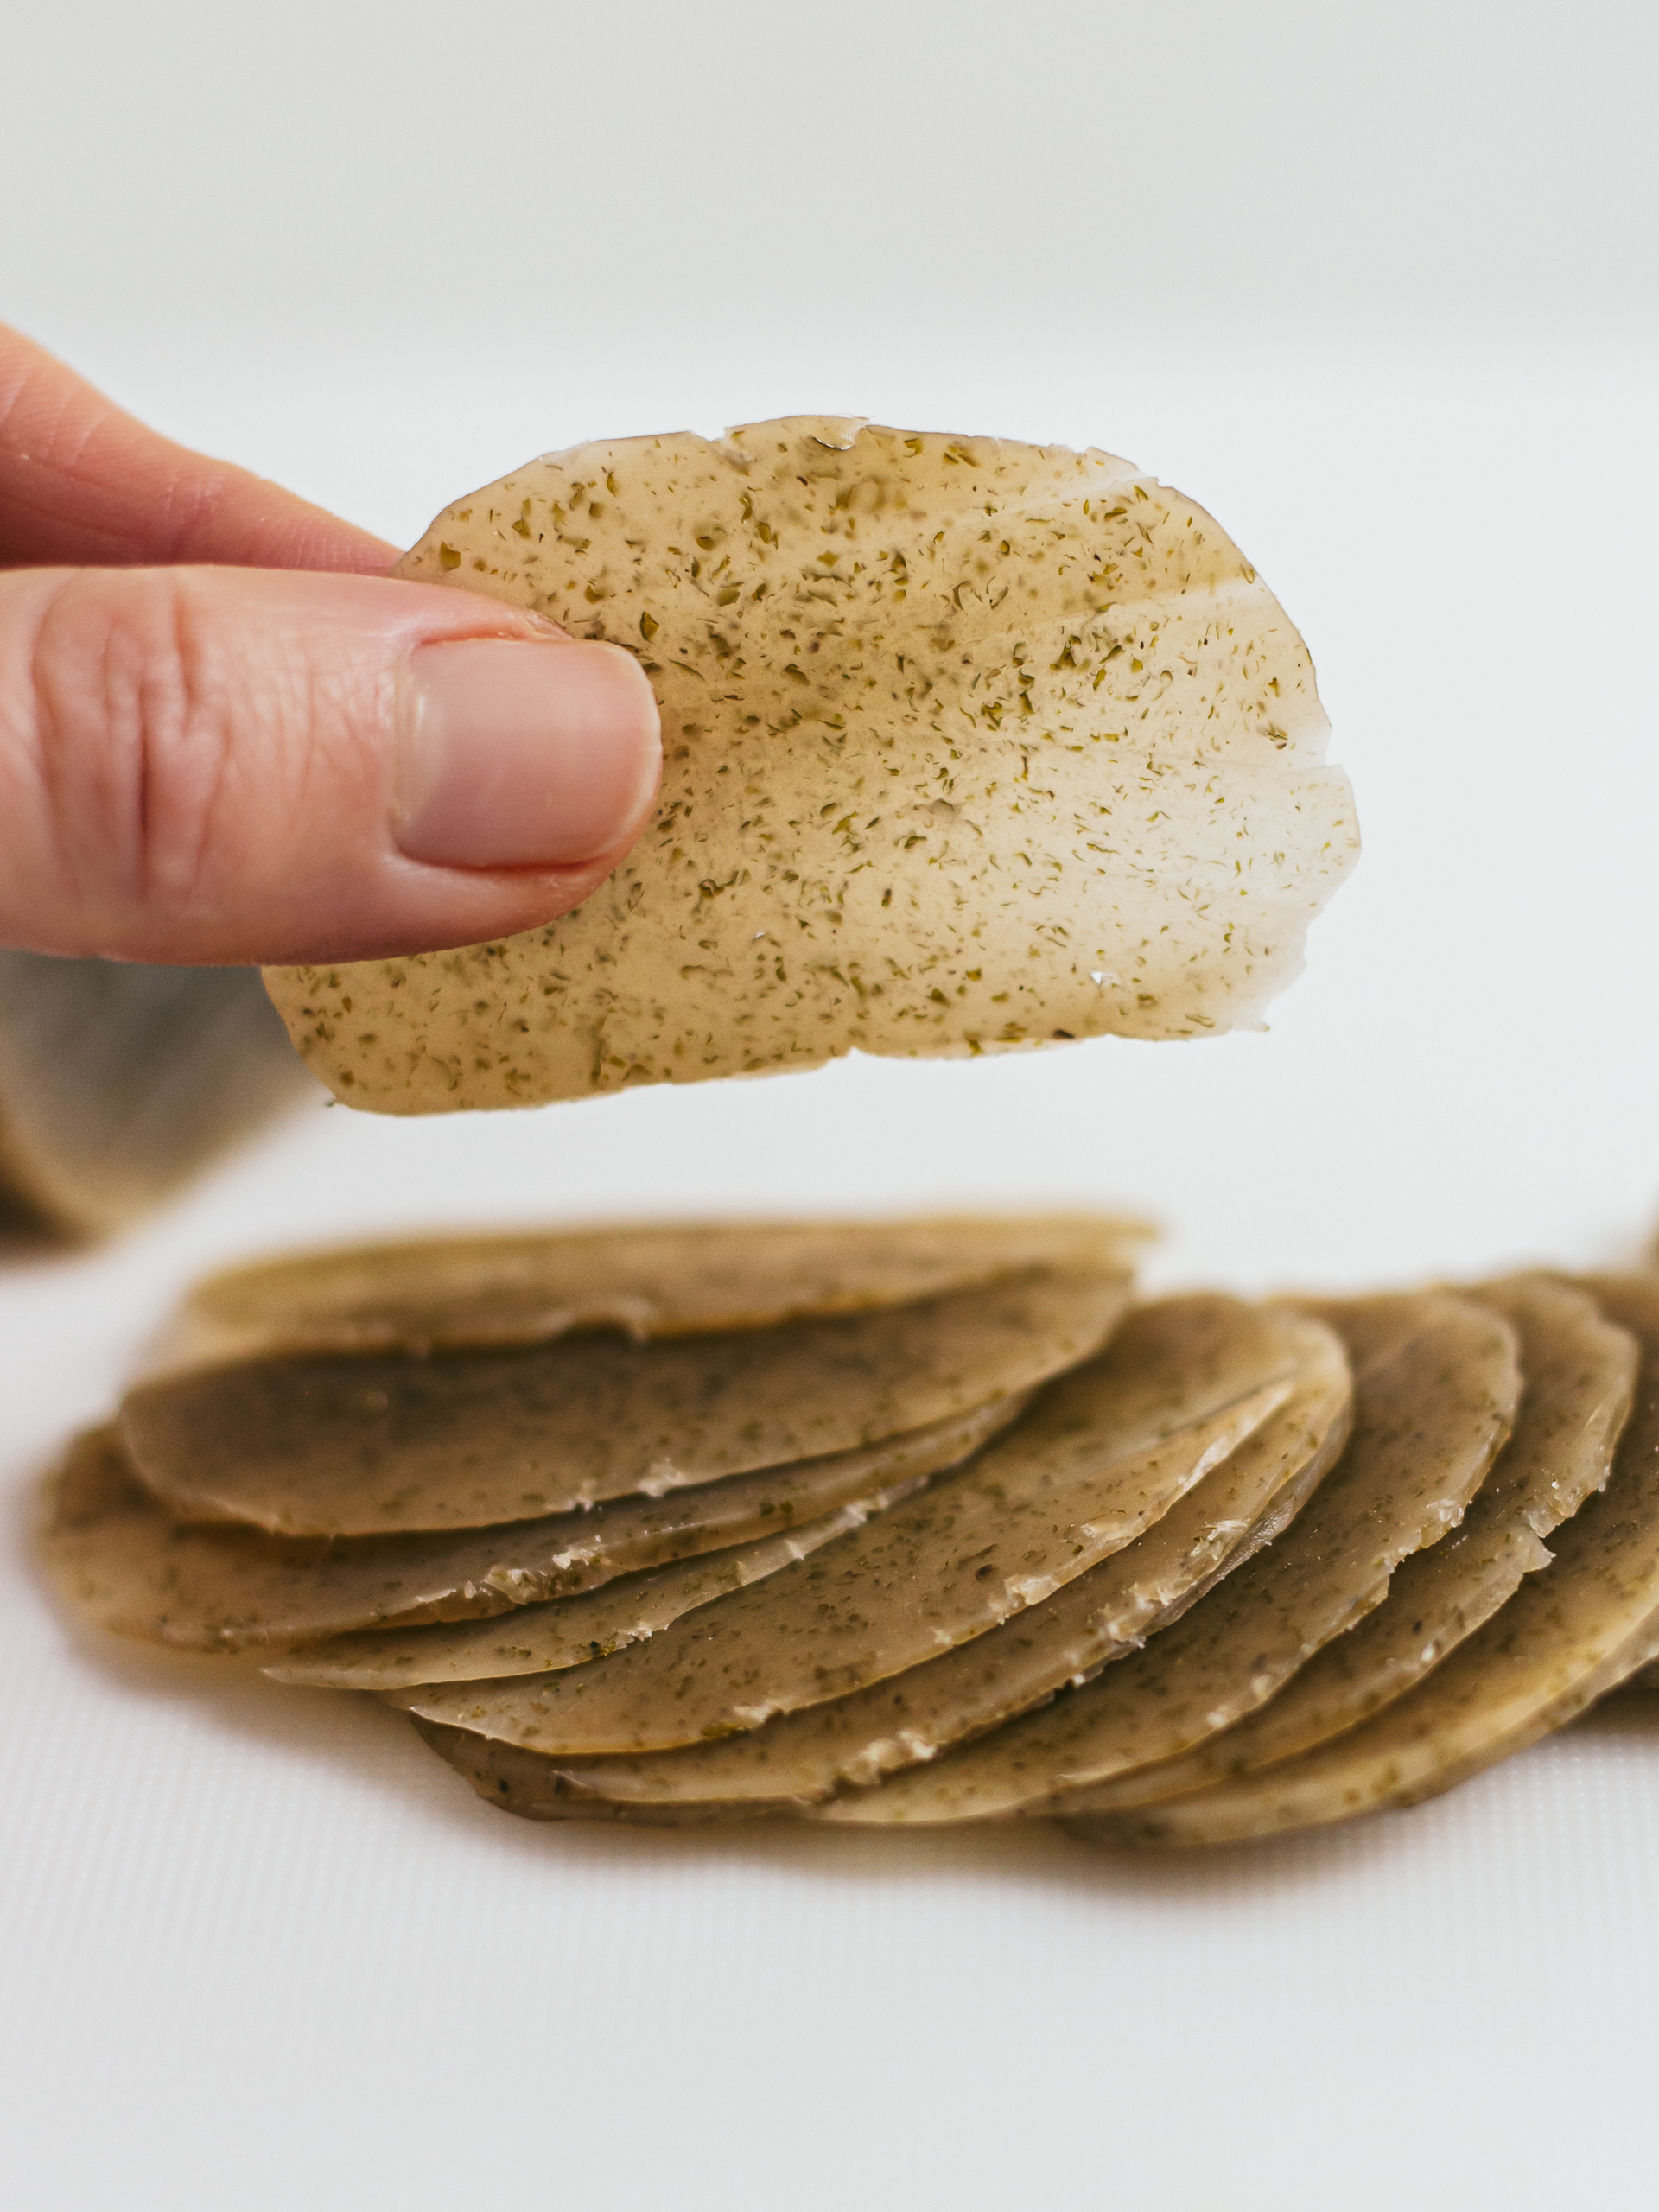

left=38, top=1400, right=1020, bottom=1653
left=154, top=1212, right=1148, bottom=1375
left=1051, top=1274, right=1635, bottom=1831
left=818, top=1291, right=1518, bottom=1826
left=118, top=1265, right=1128, bottom=1536
left=390, top=1294, right=1313, bottom=1756
left=420, top=1309, right=1351, bottom=1820
left=267, top=1471, right=931, bottom=1689
left=263, top=420, right=1357, bottom=1112
left=1072, top=1274, right=1659, bottom=1847
left=413, top=1719, right=780, bottom=1828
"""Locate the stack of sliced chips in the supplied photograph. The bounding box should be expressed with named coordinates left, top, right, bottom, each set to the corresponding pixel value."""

left=41, top=1224, right=1659, bottom=1850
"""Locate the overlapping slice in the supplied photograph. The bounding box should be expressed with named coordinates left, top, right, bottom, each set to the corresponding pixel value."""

left=0, top=952, right=309, bottom=1240
left=155, top=1213, right=1147, bottom=1375
left=390, top=1294, right=1314, bottom=1757
left=1073, top=1274, right=1659, bottom=1847
left=40, top=1398, right=1020, bottom=1654
left=412, top=1308, right=1351, bottom=1821
left=817, top=1290, right=1518, bottom=1826
left=118, top=1263, right=1127, bottom=1536
left=67, top=1205, right=1659, bottom=1858
left=1051, top=1274, right=1634, bottom=1829
left=264, top=420, right=1357, bottom=1115
left=269, top=1474, right=932, bottom=1688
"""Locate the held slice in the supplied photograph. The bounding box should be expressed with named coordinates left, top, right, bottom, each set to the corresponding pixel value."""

left=264, top=420, right=1357, bottom=1113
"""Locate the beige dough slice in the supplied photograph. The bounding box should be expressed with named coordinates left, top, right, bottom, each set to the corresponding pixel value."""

left=0, top=952, right=310, bottom=1241
left=390, top=1294, right=1313, bottom=1755
left=818, top=1291, right=1518, bottom=1826
left=1049, top=1274, right=1634, bottom=1821
left=264, top=419, right=1357, bottom=1114
left=267, top=1471, right=933, bottom=1688
left=415, top=1309, right=1351, bottom=1820
left=118, top=1263, right=1127, bottom=1536
left=38, top=1399, right=1018, bottom=1653
left=1072, top=1273, right=1659, bottom=1847
left=411, top=1721, right=740, bottom=1828
left=155, top=1212, right=1148, bottom=1375
left=382, top=1353, right=1310, bottom=1713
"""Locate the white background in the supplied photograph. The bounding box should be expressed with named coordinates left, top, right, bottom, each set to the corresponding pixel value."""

left=3, top=3, right=1658, bottom=2204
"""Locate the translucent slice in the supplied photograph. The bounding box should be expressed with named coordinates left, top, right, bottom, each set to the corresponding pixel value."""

left=118, top=1263, right=1127, bottom=1536
left=0, top=951, right=310, bottom=1240
left=264, top=420, right=1357, bottom=1115
left=267, top=1471, right=929, bottom=1689
left=1070, top=1273, right=1659, bottom=1846
left=39, top=1399, right=1019, bottom=1653
left=819, top=1291, right=1518, bottom=1826
left=417, top=1309, right=1351, bottom=1821
left=391, top=1294, right=1313, bottom=1755
left=153, top=1212, right=1149, bottom=1374
left=1052, top=1274, right=1636, bottom=1825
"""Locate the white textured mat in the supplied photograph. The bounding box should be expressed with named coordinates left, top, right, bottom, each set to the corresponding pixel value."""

left=7, top=1510, right=1659, bottom=2209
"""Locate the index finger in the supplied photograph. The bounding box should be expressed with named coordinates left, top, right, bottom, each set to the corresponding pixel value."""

left=0, top=323, right=396, bottom=575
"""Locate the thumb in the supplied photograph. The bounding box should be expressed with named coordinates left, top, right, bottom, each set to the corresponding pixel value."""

left=0, top=564, right=661, bottom=964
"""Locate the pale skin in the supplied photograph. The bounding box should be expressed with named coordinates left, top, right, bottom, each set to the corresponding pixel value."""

left=0, top=324, right=663, bottom=967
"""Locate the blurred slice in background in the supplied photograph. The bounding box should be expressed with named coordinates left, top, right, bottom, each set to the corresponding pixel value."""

left=0, top=954, right=313, bottom=1242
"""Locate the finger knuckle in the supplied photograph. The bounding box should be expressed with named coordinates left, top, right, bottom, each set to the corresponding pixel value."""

left=33, top=569, right=238, bottom=915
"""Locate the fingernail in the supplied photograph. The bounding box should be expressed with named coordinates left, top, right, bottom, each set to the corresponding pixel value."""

left=392, top=639, right=661, bottom=868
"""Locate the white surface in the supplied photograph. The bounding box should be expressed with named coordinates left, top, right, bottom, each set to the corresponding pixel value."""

left=4, top=3, right=1659, bottom=2206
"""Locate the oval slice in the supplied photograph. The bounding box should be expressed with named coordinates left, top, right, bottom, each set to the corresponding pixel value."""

left=39, top=1400, right=1020, bottom=1654
left=818, top=1291, right=1518, bottom=1826
left=156, top=1212, right=1148, bottom=1375
left=1064, top=1274, right=1634, bottom=1831
left=119, top=1264, right=1128, bottom=1536
left=391, top=1294, right=1313, bottom=1756
left=419, top=1309, right=1352, bottom=1820
left=264, top=420, right=1357, bottom=1114
left=1072, top=1273, right=1659, bottom=1847
left=268, top=1471, right=931, bottom=1688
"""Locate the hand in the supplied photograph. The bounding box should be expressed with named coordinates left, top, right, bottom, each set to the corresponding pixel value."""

left=0, top=326, right=662, bottom=966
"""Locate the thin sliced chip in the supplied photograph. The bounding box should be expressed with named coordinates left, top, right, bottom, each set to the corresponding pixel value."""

left=1051, top=1274, right=1636, bottom=1826
left=390, top=1294, right=1312, bottom=1756
left=0, top=952, right=309, bottom=1240
left=119, top=1263, right=1127, bottom=1536
left=412, top=1721, right=742, bottom=1827
left=267, top=1470, right=930, bottom=1688
left=423, top=1309, right=1351, bottom=1820
left=1071, top=1274, right=1659, bottom=1846
left=152, top=1212, right=1149, bottom=1374
left=818, top=1291, right=1517, bottom=1826
left=264, top=420, right=1357, bottom=1114
left=40, top=1400, right=1020, bottom=1653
